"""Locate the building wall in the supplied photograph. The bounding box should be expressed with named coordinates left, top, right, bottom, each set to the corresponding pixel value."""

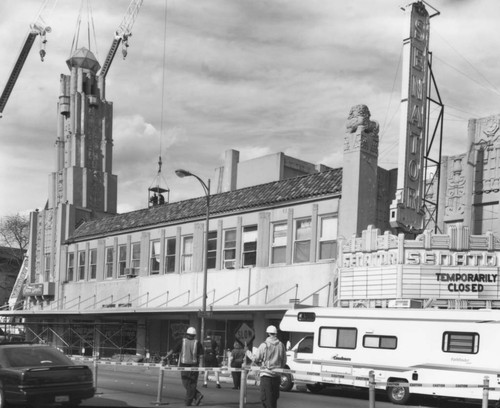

left=27, top=198, right=340, bottom=312
left=58, top=262, right=334, bottom=312
left=215, top=150, right=331, bottom=192
left=439, top=115, right=500, bottom=236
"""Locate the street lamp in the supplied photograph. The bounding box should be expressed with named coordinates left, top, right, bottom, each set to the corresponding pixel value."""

left=175, top=169, right=210, bottom=348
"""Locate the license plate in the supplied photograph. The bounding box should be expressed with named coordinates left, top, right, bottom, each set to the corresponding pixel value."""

left=55, top=395, right=69, bottom=402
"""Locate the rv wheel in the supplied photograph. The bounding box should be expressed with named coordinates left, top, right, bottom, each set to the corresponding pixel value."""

left=386, top=381, right=410, bottom=405
left=280, top=372, right=293, bottom=392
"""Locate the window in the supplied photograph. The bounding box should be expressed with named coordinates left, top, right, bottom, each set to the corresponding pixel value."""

left=319, top=216, right=338, bottom=260
left=105, top=247, right=114, bottom=278
left=44, top=254, right=51, bottom=281
left=150, top=240, right=160, bottom=274
left=297, top=312, right=316, bottom=322
left=165, top=238, right=176, bottom=273
left=319, top=327, right=357, bottom=349
left=363, top=335, right=397, bottom=349
left=271, top=223, right=287, bottom=264
left=294, top=218, right=311, bottom=263
left=242, top=225, right=257, bottom=267
left=131, top=243, right=141, bottom=269
left=443, top=332, right=479, bottom=354
left=78, top=250, right=86, bottom=281
left=297, top=335, right=314, bottom=353
left=223, top=229, right=236, bottom=269
left=182, top=236, right=193, bottom=272
left=207, top=232, right=217, bottom=269
left=473, top=202, right=499, bottom=234
left=67, top=252, right=75, bottom=282
left=118, top=245, right=127, bottom=277
left=89, top=249, right=97, bottom=280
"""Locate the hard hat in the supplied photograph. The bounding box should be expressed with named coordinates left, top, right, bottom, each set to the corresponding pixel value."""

left=186, top=327, right=197, bottom=336
left=266, top=325, right=278, bottom=335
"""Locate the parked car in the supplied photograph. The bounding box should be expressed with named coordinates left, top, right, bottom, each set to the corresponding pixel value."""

left=0, top=343, right=95, bottom=407
left=0, top=327, right=25, bottom=343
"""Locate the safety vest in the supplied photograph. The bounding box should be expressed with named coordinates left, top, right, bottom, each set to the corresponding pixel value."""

left=180, top=338, right=198, bottom=364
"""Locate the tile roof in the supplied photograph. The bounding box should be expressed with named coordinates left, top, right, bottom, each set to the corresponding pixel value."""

left=69, top=168, right=342, bottom=242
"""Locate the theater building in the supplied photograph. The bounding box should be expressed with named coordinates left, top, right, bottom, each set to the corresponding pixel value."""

left=5, top=2, right=500, bottom=358
left=338, top=114, right=500, bottom=310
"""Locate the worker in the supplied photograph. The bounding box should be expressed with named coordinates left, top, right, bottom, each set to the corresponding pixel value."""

left=149, top=193, right=158, bottom=206
left=202, top=330, right=221, bottom=388
left=247, top=325, right=286, bottom=408
left=163, top=327, right=204, bottom=406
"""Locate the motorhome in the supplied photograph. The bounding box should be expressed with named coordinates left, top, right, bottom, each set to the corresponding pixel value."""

left=279, top=307, right=500, bottom=404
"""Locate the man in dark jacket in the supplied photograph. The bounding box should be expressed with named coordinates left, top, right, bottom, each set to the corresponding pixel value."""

left=163, top=327, right=204, bottom=406
left=202, top=330, right=221, bottom=388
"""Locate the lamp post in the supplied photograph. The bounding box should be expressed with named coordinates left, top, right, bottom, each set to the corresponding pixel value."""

left=175, top=169, right=210, bottom=348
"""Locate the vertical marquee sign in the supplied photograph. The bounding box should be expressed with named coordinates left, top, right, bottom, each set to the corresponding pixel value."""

left=390, top=2, right=430, bottom=232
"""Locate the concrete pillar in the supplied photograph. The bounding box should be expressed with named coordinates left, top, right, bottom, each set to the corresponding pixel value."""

left=136, top=318, right=147, bottom=357
left=253, top=312, right=267, bottom=345
left=466, top=119, right=477, bottom=230
left=339, top=105, right=379, bottom=238
left=223, top=149, right=239, bottom=192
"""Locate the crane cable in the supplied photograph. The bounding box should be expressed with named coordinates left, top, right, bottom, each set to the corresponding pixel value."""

left=70, top=0, right=98, bottom=58
left=149, top=0, right=169, bottom=192
left=159, top=0, right=169, bottom=171
left=88, top=0, right=99, bottom=61
left=69, top=1, right=83, bottom=56
left=34, top=0, right=58, bottom=28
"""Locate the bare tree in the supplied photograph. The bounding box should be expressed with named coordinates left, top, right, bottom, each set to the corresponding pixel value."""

left=0, top=214, right=29, bottom=262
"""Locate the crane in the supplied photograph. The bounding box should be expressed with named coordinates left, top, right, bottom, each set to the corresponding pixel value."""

left=99, top=0, right=144, bottom=80
left=0, top=16, right=51, bottom=117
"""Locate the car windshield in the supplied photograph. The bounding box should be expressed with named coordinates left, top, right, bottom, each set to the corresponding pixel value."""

left=0, top=347, right=72, bottom=368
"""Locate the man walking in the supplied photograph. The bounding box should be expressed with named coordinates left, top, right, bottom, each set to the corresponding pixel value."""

left=249, top=325, right=287, bottom=408
left=163, top=327, right=204, bottom=406
left=202, top=330, right=221, bottom=388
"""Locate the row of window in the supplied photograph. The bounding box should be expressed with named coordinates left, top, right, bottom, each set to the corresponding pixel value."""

left=313, top=327, right=479, bottom=354
left=65, top=216, right=338, bottom=281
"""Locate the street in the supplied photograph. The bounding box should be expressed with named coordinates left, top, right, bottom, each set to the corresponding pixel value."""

left=79, top=366, right=486, bottom=408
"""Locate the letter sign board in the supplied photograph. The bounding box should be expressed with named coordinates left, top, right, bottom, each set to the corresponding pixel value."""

left=390, top=2, right=430, bottom=233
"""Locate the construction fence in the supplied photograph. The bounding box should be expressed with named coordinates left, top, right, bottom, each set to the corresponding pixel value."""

left=71, top=357, right=499, bottom=408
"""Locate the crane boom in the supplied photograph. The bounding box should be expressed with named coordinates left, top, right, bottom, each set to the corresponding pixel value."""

left=99, top=0, right=144, bottom=79
left=0, top=22, right=50, bottom=117
left=0, top=33, right=37, bottom=116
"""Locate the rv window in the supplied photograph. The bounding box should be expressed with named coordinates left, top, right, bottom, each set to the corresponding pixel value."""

left=319, top=327, right=357, bottom=349
left=297, top=336, right=314, bottom=353
left=297, top=312, right=316, bottom=322
left=363, top=335, right=397, bottom=350
left=442, top=332, right=479, bottom=354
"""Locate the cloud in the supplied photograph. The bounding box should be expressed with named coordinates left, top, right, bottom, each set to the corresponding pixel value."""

left=2, top=0, right=500, bottom=218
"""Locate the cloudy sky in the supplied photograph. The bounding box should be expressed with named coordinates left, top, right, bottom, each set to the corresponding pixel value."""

left=1, top=0, right=500, bottom=217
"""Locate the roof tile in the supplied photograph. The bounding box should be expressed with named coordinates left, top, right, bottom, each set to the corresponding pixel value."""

left=69, top=169, right=342, bottom=241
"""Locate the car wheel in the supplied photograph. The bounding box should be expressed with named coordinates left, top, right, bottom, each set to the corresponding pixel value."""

left=279, top=372, right=293, bottom=392
left=386, top=381, right=410, bottom=405
left=306, top=383, right=325, bottom=394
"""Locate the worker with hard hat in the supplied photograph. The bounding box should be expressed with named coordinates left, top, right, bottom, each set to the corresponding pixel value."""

left=247, top=325, right=287, bottom=408
left=163, top=326, right=204, bottom=406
